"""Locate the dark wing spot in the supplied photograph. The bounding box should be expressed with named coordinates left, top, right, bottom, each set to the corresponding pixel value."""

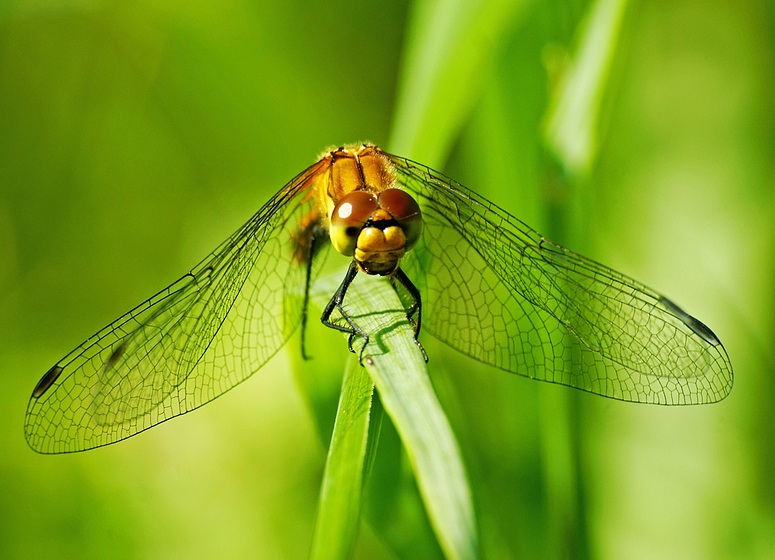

left=104, top=342, right=127, bottom=373
left=659, top=297, right=721, bottom=346
left=32, top=365, right=63, bottom=398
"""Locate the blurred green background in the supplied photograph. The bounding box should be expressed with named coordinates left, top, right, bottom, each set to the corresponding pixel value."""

left=1, top=0, right=773, bottom=558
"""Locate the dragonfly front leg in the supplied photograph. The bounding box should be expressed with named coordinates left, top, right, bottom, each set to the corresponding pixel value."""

left=392, top=267, right=428, bottom=362
left=321, top=260, right=370, bottom=361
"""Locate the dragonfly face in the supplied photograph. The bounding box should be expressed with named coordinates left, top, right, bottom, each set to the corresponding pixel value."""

left=329, top=188, right=422, bottom=275
left=24, top=143, right=734, bottom=454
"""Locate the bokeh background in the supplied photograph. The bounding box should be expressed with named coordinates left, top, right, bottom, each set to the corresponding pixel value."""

left=1, top=0, right=773, bottom=558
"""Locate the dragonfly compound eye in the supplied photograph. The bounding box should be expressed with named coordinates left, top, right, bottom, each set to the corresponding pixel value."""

left=378, top=188, right=422, bottom=250
left=330, top=191, right=379, bottom=256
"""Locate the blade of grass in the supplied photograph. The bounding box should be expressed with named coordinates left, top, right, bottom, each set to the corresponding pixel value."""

left=389, top=0, right=532, bottom=165
left=543, top=0, right=630, bottom=177
left=311, top=272, right=479, bottom=560
left=540, top=0, right=630, bottom=557
left=309, top=354, right=381, bottom=560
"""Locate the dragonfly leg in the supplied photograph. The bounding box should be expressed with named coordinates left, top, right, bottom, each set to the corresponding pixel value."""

left=321, top=260, right=370, bottom=361
left=393, top=267, right=428, bottom=362
left=300, top=219, right=327, bottom=360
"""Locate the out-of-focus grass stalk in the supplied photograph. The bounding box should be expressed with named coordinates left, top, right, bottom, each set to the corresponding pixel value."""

left=541, top=0, right=630, bottom=557
left=389, top=0, right=531, bottom=165
left=544, top=0, right=629, bottom=178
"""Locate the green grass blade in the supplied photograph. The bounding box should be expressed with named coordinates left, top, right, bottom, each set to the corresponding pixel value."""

left=540, top=1, right=631, bottom=556
left=389, top=0, right=532, bottom=165
left=309, top=354, right=379, bottom=560
left=543, top=0, right=630, bottom=177
left=363, top=338, right=478, bottom=560
left=311, top=272, right=479, bottom=560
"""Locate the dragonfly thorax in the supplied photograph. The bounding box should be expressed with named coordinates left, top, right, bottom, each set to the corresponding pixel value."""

left=314, top=144, right=397, bottom=224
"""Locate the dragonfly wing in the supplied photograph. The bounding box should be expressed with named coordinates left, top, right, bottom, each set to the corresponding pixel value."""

left=25, top=162, right=327, bottom=453
left=390, top=154, right=733, bottom=405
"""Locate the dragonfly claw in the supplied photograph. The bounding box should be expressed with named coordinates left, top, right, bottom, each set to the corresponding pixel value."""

left=347, top=332, right=358, bottom=354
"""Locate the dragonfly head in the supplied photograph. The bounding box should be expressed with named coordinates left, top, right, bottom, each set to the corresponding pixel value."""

left=330, top=188, right=422, bottom=276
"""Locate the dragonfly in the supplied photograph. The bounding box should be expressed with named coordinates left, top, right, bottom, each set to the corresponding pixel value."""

left=25, top=143, right=734, bottom=454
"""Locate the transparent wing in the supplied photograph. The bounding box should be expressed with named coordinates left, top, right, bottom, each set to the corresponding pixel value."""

left=24, top=161, right=328, bottom=453
left=389, top=153, right=733, bottom=405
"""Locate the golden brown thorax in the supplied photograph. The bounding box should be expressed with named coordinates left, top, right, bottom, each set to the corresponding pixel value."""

left=314, top=144, right=397, bottom=229
left=312, top=144, right=423, bottom=276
